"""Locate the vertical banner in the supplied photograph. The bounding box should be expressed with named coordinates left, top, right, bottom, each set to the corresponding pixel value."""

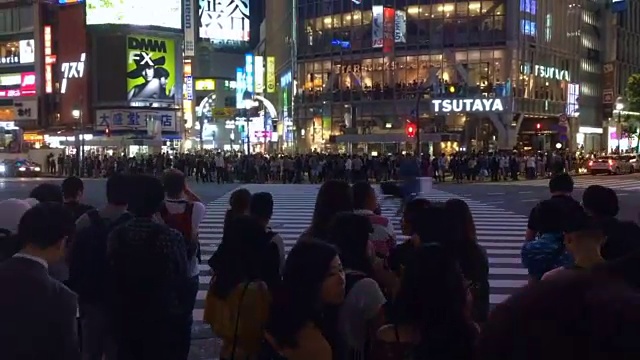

left=602, top=62, right=615, bottom=118
left=382, top=7, right=395, bottom=53
left=184, top=0, right=195, bottom=56
left=254, top=55, right=264, bottom=93
left=372, top=6, right=383, bottom=48
left=236, top=67, right=245, bottom=109
left=44, top=26, right=54, bottom=94
left=245, top=53, right=254, bottom=93
left=183, top=61, right=194, bottom=129
left=266, top=56, right=275, bottom=93
left=395, top=10, right=406, bottom=43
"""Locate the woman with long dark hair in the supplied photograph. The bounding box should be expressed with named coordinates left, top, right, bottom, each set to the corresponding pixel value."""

left=298, top=180, right=353, bottom=243
left=376, top=245, right=478, bottom=359
left=203, top=215, right=276, bottom=360
left=208, top=188, right=252, bottom=269
left=444, top=198, right=490, bottom=324
left=265, top=241, right=346, bottom=359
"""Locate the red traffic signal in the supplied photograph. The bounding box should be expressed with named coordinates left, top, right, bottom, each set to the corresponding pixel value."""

left=105, top=126, right=111, bottom=137
left=536, top=123, right=541, bottom=130
left=406, top=123, right=416, bottom=138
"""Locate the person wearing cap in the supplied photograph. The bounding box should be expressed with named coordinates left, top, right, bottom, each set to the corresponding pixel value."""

left=541, top=211, right=605, bottom=280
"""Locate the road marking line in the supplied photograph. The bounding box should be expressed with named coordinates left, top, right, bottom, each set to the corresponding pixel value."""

left=521, top=199, right=539, bottom=202
left=487, top=192, right=505, bottom=195
left=518, top=191, right=533, bottom=194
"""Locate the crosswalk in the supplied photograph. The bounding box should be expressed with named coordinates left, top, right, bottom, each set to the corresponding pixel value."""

left=475, top=175, right=640, bottom=192
left=193, top=184, right=529, bottom=322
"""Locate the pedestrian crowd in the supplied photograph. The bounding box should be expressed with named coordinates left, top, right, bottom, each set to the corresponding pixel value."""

left=0, top=172, right=640, bottom=360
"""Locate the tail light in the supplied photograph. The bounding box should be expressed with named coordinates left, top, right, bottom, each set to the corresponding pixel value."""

left=609, top=160, right=614, bottom=166
left=588, top=160, right=593, bottom=167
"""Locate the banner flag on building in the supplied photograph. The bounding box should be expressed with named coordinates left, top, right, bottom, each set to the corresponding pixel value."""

left=266, top=57, right=276, bottom=93
left=254, top=55, right=264, bottom=93
left=372, top=6, right=383, bottom=48
left=184, top=0, right=195, bottom=56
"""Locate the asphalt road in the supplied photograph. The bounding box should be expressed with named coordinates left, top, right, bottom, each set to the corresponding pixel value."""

left=436, top=173, right=640, bottom=223
left=0, top=177, right=238, bottom=208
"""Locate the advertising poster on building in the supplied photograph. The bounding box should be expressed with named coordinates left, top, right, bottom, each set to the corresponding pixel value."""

left=184, top=0, right=195, bottom=56
left=602, top=61, right=615, bottom=118
left=254, top=56, right=264, bottom=93
left=382, top=7, right=395, bottom=53
left=199, top=0, right=250, bottom=49
left=86, top=0, right=181, bottom=29
left=395, top=10, right=406, bottom=43
left=126, top=35, right=176, bottom=105
left=372, top=6, right=383, bottom=48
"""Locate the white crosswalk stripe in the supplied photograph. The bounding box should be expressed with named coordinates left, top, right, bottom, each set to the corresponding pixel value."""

left=193, top=184, right=529, bottom=322
left=475, top=176, right=640, bottom=192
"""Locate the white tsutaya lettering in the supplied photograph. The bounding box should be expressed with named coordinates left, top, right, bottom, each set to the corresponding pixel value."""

left=452, top=100, right=463, bottom=112
left=442, top=100, right=452, bottom=112
left=492, top=99, right=504, bottom=111
left=432, top=99, right=442, bottom=112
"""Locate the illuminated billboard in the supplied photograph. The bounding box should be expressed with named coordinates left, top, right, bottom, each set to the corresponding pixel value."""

left=0, top=72, right=36, bottom=97
left=0, top=40, right=35, bottom=65
left=86, top=0, right=181, bottom=29
left=199, top=0, right=250, bottom=48
left=126, top=36, right=176, bottom=105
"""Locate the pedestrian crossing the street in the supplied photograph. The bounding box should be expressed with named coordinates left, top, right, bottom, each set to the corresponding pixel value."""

left=477, top=176, right=640, bottom=192
left=193, top=184, right=529, bottom=322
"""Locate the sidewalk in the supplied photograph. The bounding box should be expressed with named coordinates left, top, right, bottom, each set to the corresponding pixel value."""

left=435, top=170, right=588, bottom=185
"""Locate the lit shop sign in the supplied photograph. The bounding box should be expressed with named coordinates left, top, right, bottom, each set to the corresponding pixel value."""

left=44, top=26, right=57, bottom=94
left=245, top=54, right=254, bottom=93
left=0, top=40, right=35, bottom=65
left=195, top=78, right=215, bottom=91
left=60, top=53, right=85, bottom=94
left=254, top=56, right=264, bottom=93
left=266, top=57, right=275, bottom=93
left=185, top=76, right=193, bottom=100
left=0, top=72, right=36, bottom=97
left=520, top=63, right=569, bottom=81
left=199, top=0, right=250, bottom=48
left=184, top=0, right=195, bottom=56
left=431, top=98, right=505, bottom=113
left=235, top=67, right=245, bottom=109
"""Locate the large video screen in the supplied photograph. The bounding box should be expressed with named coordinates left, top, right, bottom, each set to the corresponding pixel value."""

left=126, top=35, right=176, bottom=106
left=86, top=0, right=181, bottom=29
left=199, top=0, right=250, bottom=48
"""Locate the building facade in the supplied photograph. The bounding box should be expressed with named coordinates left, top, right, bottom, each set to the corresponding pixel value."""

left=293, top=0, right=609, bottom=153
left=0, top=1, right=44, bottom=151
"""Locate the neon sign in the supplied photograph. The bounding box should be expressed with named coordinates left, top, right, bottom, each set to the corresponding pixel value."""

left=60, top=53, right=86, bottom=94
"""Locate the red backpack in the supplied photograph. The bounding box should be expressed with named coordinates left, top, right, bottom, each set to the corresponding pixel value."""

left=159, top=201, right=198, bottom=259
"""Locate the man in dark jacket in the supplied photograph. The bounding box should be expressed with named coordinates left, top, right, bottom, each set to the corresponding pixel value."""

left=0, top=202, right=79, bottom=360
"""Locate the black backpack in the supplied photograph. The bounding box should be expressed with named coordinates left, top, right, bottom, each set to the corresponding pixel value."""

left=68, top=210, right=132, bottom=304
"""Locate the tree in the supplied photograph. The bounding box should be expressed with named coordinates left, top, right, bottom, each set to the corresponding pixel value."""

left=625, top=73, right=640, bottom=113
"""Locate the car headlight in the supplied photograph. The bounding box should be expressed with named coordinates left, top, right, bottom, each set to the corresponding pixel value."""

left=33, top=167, right=40, bottom=171
left=0, top=165, right=5, bottom=172
left=18, top=167, right=26, bottom=171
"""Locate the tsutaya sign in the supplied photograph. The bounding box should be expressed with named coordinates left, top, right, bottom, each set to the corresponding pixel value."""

left=521, top=63, right=570, bottom=81
left=431, top=98, right=505, bottom=113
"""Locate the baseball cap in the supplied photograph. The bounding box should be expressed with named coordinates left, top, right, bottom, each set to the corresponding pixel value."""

left=0, top=198, right=38, bottom=233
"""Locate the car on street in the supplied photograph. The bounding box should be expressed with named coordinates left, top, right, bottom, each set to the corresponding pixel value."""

left=621, top=154, right=640, bottom=172
left=588, top=155, right=634, bottom=175
left=0, top=159, right=42, bottom=177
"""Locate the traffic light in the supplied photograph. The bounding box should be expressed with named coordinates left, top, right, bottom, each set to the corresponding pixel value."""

left=536, top=123, right=541, bottom=130
left=406, top=122, right=416, bottom=138
left=105, top=125, right=111, bottom=137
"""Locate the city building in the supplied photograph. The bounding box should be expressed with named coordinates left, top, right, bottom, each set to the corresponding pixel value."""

left=186, top=0, right=265, bottom=151
left=601, top=0, right=640, bottom=153
left=0, top=1, right=45, bottom=151
left=291, top=0, right=613, bottom=154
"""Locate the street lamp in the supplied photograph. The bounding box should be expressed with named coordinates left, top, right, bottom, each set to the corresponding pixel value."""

left=72, top=107, right=84, bottom=176
left=615, top=96, right=624, bottom=153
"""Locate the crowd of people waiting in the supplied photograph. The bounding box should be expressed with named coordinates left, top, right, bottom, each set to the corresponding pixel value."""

left=0, top=171, right=640, bottom=359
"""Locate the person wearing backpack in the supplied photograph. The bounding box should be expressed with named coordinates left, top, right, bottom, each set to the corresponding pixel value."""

left=68, top=174, right=132, bottom=360
left=160, top=169, right=206, bottom=360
